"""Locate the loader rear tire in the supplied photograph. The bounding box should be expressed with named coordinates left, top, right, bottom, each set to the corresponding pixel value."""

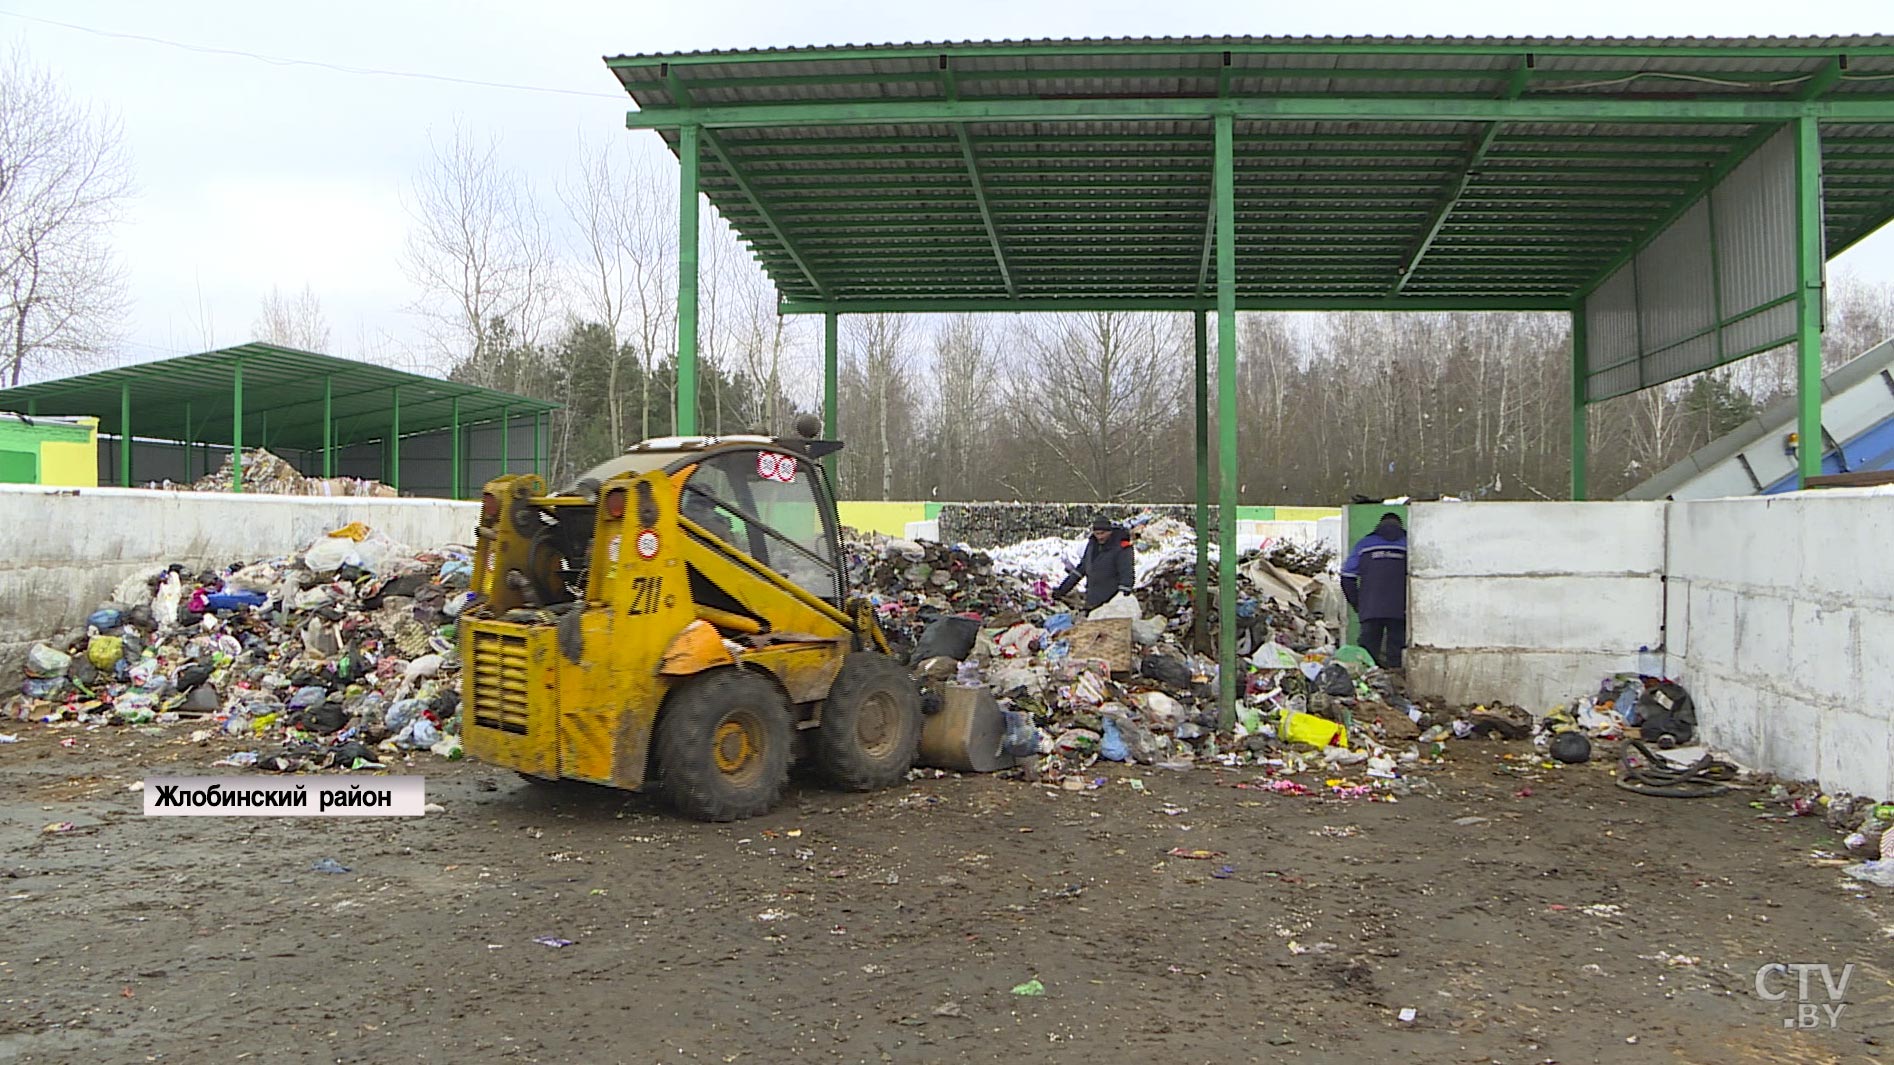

left=815, top=652, right=923, bottom=791
left=656, top=668, right=790, bottom=822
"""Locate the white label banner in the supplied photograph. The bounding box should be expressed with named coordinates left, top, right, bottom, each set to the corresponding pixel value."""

left=143, top=776, right=427, bottom=817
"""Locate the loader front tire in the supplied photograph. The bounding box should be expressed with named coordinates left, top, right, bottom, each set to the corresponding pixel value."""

left=656, top=668, right=790, bottom=822
left=815, top=652, right=923, bottom=791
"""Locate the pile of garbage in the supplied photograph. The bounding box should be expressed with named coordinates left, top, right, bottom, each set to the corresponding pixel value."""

left=180, top=447, right=397, bottom=497
left=850, top=513, right=1493, bottom=791
left=936, top=503, right=1240, bottom=549
left=10, top=522, right=472, bottom=771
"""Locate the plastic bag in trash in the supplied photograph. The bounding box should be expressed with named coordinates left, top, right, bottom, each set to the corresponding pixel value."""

left=87, top=607, right=124, bottom=630
left=204, top=590, right=268, bottom=612
left=385, top=698, right=428, bottom=733
left=152, top=573, right=183, bottom=631
left=913, top=616, right=979, bottom=663
left=21, top=677, right=66, bottom=701
left=304, top=537, right=357, bottom=573
left=87, top=635, right=125, bottom=670
left=24, top=643, right=70, bottom=679
left=1000, top=710, right=1039, bottom=757
left=396, top=717, right=441, bottom=749
left=1099, top=716, right=1129, bottom=761
left=1105, top=707, right=1162, bottom=764
left=1130, top=618, right=1165, bottom=646
left=1088, top=592, right=1141, bottom=620
left=1250, top=641, right=1300, bottom=669
left=287, top=685, right=328, bottom=711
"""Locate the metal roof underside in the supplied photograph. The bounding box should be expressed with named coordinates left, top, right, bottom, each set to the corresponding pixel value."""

left=0, top=344, right=558, bottom=451
left=606, top=35, right=1894, bottom=312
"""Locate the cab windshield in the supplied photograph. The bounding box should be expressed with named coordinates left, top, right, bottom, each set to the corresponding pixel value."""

left=681, top=449, right=839, bottom=602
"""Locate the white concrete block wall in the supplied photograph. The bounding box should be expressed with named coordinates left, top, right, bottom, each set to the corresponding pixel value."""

left=1406, top=492, right=1894, bottom=799
left=1405, top=501, right=1667, bottom=713
left=0, top=485, right=477, bottom=672
left=1665, top=492, right=1894, bottom=799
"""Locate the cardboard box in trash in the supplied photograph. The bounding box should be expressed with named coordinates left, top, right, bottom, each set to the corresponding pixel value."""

left=1064, top=617, right=1133, bottom=675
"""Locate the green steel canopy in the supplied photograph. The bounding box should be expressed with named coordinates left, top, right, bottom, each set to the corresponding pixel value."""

left=0, top=343, right=558, bottom=453
left=605, top=34, right=1894, bottom=728
left=607, top=35, right=1894, bottom=313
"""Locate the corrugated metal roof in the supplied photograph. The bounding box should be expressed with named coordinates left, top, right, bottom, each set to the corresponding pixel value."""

left=606, top=36, right=1894, bottom=310
left=0, top=344, right=559, bottom=451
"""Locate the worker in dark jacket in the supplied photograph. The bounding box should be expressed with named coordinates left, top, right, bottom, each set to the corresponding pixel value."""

left=1341, top=512, right=1409, bottom=668
left=1054, top=515, right=1137, bottom=611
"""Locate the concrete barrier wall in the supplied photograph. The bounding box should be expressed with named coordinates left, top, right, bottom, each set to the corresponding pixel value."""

left=1665, top=490, right=1894, bottom=799
left=1406, top=492, right=1894, bottom=798
left=1406, top=501, right=1668, bottom=713
left=0, top=485, right=477, bottom=669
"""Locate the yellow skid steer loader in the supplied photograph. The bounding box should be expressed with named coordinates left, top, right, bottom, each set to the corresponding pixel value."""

left=460, top=418, right=922, bottom=821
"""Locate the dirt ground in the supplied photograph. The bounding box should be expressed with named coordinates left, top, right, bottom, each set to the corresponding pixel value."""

left=0, top=725, right=1890, bottom=1065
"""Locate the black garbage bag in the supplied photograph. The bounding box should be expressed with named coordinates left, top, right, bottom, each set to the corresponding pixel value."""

left=1138, top=654, right=1193, bottom=691
left=174, top=662, right=213, bottom=692
left=911, top=615, right=979, bottom=663
left=311, top=696, right=348, bottom=734
left=1636, top=681, right=1697, bottom=746
left=1318, top=662, right=1355, bottom=697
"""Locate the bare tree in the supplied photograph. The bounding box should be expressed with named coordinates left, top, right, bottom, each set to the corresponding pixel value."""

left=927, top=314, right=1000, bottom=499
left=559, top=139, right=638, bottom=453
left=623, top=155, right=677, bottom=442
left=252, top=283, right=331, bottom=351
left=0, top=46, right=132, bottom=384
left=402, top=124, right=554, bottom=387
left=1003, top=311, right=1181, bottom=501
left=841, top=314, right=916, bottom=500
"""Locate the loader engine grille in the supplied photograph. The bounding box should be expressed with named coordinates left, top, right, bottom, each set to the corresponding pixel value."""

left=470, top=630, right=531, bottom=735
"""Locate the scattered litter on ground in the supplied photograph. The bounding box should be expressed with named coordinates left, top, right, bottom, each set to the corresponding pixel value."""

left=1009, top=978, right=1046, bottom=997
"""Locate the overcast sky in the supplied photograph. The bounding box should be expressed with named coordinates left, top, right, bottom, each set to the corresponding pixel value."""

left=5, top=0, right=1893, bottom=372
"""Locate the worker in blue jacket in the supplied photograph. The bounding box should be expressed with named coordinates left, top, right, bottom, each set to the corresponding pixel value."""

left=1054, top=514, right=1137, bottom=611
left=1341, top=512, right=1409, bottom=668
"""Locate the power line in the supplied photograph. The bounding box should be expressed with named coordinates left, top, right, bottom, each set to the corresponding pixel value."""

left=0, top=7, right=630, bottom=101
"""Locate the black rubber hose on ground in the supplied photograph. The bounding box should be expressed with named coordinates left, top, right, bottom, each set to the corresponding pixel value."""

left=1614, top=739, right=1739, bottom=798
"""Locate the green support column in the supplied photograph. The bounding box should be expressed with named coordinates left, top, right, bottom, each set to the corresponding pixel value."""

left=323, top=375, right=334, bottom=477
left=118, top=382, right=130, bottom=487
left=231, top=357, right=244, bottom=494
left=1571, top=301, right=1589, bottom=500
left=501, top=404, right=510, bottom=474
left=533, top=412, right=542, bottom=477
left=1794, top=115, right=1825, bottom=487
left=823, top=311, right=839, bottom=479
left=183, top=401, right=193, bottom=482
left=451, top=397, right=462, bottom=500
left=1192, top=310, right=1211, bottom=653
left=1213, top=112, right=1239, bottom=728
left=676, top=124, right=702, bottom=436
left=390, top=385, right=401, bottom=493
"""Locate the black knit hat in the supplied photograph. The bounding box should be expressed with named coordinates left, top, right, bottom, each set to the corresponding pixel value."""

left=1091, top=514, right=1114, bottom=530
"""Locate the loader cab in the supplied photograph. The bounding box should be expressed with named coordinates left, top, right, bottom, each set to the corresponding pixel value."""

left=572, top=432, right=847, bottom=607
left=672, top=444, right=844, bottom=606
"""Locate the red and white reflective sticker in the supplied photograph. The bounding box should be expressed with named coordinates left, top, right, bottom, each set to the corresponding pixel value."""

left=635, top=529, right=660, bottom=559
left=606, top=534, right=621, bottom=563
left=756, top=451, right=797, bottom=483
